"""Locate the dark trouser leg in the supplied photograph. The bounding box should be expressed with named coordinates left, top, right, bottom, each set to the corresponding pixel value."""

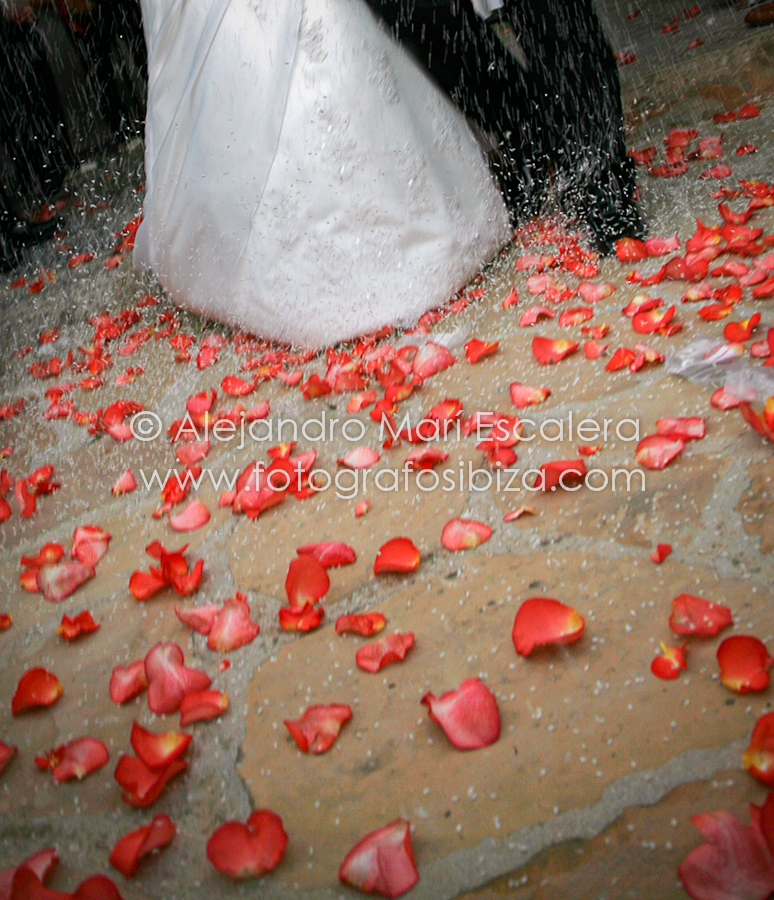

left=0, top=18, right=75, bottom=202
left=509, top=0, right=642, bottom=250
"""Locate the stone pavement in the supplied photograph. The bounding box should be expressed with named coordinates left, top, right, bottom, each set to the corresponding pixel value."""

left=0, top=1, right=773, bottom=898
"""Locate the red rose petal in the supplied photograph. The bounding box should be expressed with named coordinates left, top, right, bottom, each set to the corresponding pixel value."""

left=114, top=754, right=188, bottom=808
left=207, top=593, right=260, bottom=652
left=57, top=610, right=99, bottom=640
left=284, top=704, right=352, bottom=754
left=37, top=560, right=94, bottom=603
left=144, top=642, right=211, bottom=715
left=111, top=468, right=137, bottom=496
left=656, top=417, right=706, bottom=441
left=35, top=736, right=108, bottom=782
left=718, top=635, right=774, bottom=693
left=278, top=602, right=324, bottom=632
left=206, top=810, right=287, bottom=879
left=109, top=661, right=149, bottom=704
left=179, top=689, right=228, bottom=726
left=337, top=447, right=380, bottom=469
left=338, top=819, right=418, bottom=899
left=512, top=598, right=585, bottom=656
left=440, top=517, right=492, bottom=551
left=509, top=382, right=550, bottom=407
left=0, top=740, right=18, bottom=776
left=743, top=712, right=774, bottom=787
left=374, top=538, right=420, bottom=574
left=635, top=434, right=685, bottom=470
left=12, top=668, right=62, bottom=715
left=421, top=678, right=500, bottom=750
left=669, top=593, right=732, bottom=637
left=356, top=632, right=414, bottom=673
left=464, top=338, right=499, bottom=363
left=130, top=722, right=191, bottom=769
left=296, top=541, right=357, bottom=568
left=651, top=543, right=672, bottom=564
left=335, top=612, right=386, bottom=637
left=650, top=642, right=687, bottom=680
left=678, top=806, right=774, bottom=900
left=285, top=555, right=330, bottom=608
left=532, top=336, right=579, bottom=364
left=168, top=500, right=210, bottom=532
left=109, top=813, right=176, bottom=879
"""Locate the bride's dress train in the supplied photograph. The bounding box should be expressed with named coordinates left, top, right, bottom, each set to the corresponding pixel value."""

left=134, top=0, right=510, bottom=349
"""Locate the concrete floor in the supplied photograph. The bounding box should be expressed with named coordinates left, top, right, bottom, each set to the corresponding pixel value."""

left=1, top=1, right=773, bottom=898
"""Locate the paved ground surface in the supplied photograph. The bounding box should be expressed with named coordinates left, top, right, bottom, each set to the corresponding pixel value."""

left=1, top=1, right=773, bottom=898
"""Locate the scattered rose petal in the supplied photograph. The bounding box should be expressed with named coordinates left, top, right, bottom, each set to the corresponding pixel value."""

left=57, top=610, right=99, bottom=640
left=284, top=704, right=352, bottom=754
left=206, top=810, right=287, bottom=879
left=339, top=819, right=418, bottom=899
left=652, top=543, right=672, bottom=564
left=718, top=635, right=774, bottom=693
left=35, top=736, right=108, bottom=782
left=635, top=434, right=685, bottom=470
left=109, top=813, right=176, bottom=879
left=421, top=678, right=500, bottom=750
left=144, top=642, right=211, bottom=715
left=670, top=594, right=732, bottom=637
left=440, top=517, right=492, bottom=551
left=297, top=542, right=357, bottom=568
left=374, top=538, right=420, bottom=574
left=335, top=612, right=386, bottom=636
left=179, top=689, right=229, bottom=725
left=512, top=598, right=584, bottom=656
left=286, top=555, right=329, bottom=608
left=12, top=668, right=62, bottom=715
left=110, top=661, right=148, bottom=704
left=651, top=642, right=687, bottom=680
left=356, top=632, right=414, bottom=673
left=169, top=500, right=210, bottom=532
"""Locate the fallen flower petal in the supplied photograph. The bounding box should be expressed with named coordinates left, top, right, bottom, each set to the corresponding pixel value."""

left=57, top=610, right=99, bottom=640
left=670, top=594, right=732, bottom=637
left=179, top=690, right=229, bottom=726
left=339, top=819, right=418, bottom=899
left=651, top=642, right=687, bottom=680
left=284, top=704, right=352, bottom=754
left=169, top=500, right=210, bottom=532
left=286, top=555, right=329, bottom=608
left=509, top=382, right=550, bottom=407
left=678, top=803, right=774, bottom=900
left=356, top=632, right=414, bottom=673
left=0, top=740, right=17, bottom=776
left=503, top=505, right=536, bottom=522
left=114, top=753, right=187, bottom=808
left=206, top=810, right=287, bottom=879
left=278, top=602, right=324, bottom=632
left=635, top=434, right=685, bottom=470
left=111, top=468, right=137, bottom=496
left=109, top=813, right=176, bottom=879
left=144, top=642, right=211, bottom=715
left=656, top=417, right=705, bottom=441
left=109, top=661, right=148, bottom=704
left=718, top=635, right=774, bottom=693
left=35, top=736, right=108, bottom=782
left=440, top=517, right=492, bottom=551
left=743, top=713, right=774, bottom=787
left=131, top=722, right=191, bottom=769
left=532, top=336, right=578, bottom=364
left=421, top=678, right=500, bottom=750
left=652, top=543, right=673, bottom=564
left=12, top=668, right=62, bottom=714
left=207, top=593, right=260, bottom=652
left=512, top=598, right=584, bottom=656
left=335, top=612, right=386, bottom=636
left=374, top=538, right=420, bottom=574
left=296, top=541, right=357, bottom=568
left=464, top=338, right=498, bottom=363
left=337, top=447, right=380, bottom=469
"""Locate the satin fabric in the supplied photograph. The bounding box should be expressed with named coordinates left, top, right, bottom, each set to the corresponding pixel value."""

left=135, top=0, right=509, bottom=348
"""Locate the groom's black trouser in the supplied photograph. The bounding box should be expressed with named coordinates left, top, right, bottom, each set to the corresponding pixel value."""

left=365, top=0, right=641, bottom=249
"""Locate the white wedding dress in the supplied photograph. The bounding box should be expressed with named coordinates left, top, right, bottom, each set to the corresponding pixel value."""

left=134, top=0, right=510, bottom=349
